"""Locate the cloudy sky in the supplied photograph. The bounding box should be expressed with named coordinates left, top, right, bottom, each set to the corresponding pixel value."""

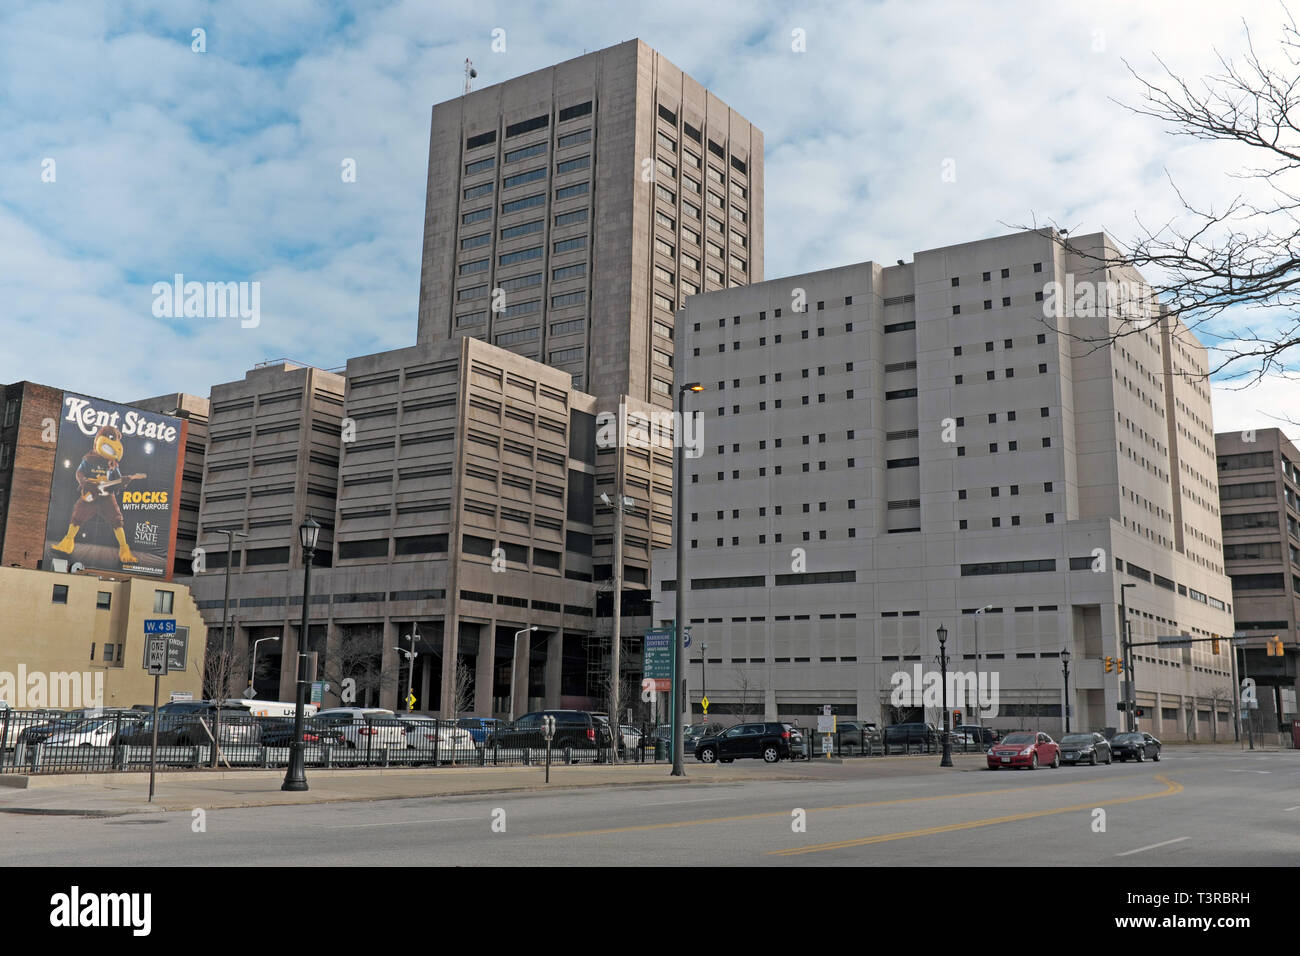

left=2, top=0, right=1297, bottom=436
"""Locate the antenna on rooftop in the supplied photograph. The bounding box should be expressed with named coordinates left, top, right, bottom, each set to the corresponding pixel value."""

left=464, top=58, right=477, bottom=95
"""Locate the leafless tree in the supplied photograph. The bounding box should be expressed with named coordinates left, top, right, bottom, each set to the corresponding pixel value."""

left=448, top=656, right=475, bottom=718
left=1208, top=684, right=1236, bottom=741
left=732, top=666, right=764, bottom=724
left=1020, top=11, right=1300, bottom=398
left=316, top=624, right=395, bottom=708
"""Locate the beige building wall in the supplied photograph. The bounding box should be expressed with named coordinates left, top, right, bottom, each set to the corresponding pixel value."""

left=416, top=38, right=762, bottom=411
left=0, top=565, right=207, bottom=709
left=651, top=229, right=1236, bottom=740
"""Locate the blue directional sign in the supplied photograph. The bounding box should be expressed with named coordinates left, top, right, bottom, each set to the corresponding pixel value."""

left=144, top=619, right=176, bottom=635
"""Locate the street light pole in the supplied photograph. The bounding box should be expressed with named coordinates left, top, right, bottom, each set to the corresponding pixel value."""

left=1119, top=583, right=1137, bottom=733
left=250, top=635, right=280, bottom=697
left=214, top=528, right=247, bottom=767
left=282, top=515, right=320, bottom=792
left=937, top=624, right=953, bottom=767
left=672, top=382, right=703, bottom=777
left=509, top=626, right=537, bottom=723
left=396, top=623, right=419, bottom=712
left=973, top=604, right=993, bottom=725
left=1060, top=647, right=1071, bottom=734
left=601, top=491, right=636, bottom=763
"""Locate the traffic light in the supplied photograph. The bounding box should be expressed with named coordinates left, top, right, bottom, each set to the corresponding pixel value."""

left=1105, top=657, right=1114, bottom=673
left=1135, top=707, right=1145, bottom=718
left=1211, top=637, right=1220, bottom=655
left=1267, top=635, right=1285, bottom=657
left=1117, top=659, right=1125, bottom=673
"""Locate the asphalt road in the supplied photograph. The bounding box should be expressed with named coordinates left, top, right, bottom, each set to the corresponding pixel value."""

left=4, top=747, right=1297, bottom=866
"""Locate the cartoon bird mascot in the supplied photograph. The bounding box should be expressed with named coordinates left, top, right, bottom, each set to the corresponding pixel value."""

left=50, top=424, right=147, bottom=565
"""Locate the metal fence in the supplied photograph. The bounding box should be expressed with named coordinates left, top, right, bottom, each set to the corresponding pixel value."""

left=0, top=710, right=1004, bottom=775
left=0, top=710, right=629, bottom=775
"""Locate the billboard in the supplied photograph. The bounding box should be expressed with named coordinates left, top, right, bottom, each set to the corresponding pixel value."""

left=43, top=392, right=187, bottom=579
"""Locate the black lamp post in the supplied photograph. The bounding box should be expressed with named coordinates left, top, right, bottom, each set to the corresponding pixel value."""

left=282, top=514, right=320, bottom=792
left=937, top=624, right=953, bottom=767
left=1060, top=647, right=1072, bottom=734
left=671, top=381, right=703, bottom=777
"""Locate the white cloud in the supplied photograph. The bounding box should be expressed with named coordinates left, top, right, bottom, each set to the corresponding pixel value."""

left=0, top=0, right=1296, bottom=420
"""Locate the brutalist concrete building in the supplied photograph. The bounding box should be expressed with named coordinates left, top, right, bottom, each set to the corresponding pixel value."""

left=1214, top=427, right=1300, bottom=733
left=652, top=229, right=1238, bottom=741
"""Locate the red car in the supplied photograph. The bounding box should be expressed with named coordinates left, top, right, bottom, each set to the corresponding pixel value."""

left=986, top=731, right=1060, bottom=770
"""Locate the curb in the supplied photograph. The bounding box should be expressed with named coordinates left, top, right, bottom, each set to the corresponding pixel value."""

left=0, top=771, right=817, bottom=816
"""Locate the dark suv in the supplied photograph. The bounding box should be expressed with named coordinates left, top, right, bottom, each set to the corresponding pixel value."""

left=882, top=722, right=939, bottom=753
left=694, top=722, right=794, bottom=764
left=487, top=710, right=613, bottom=750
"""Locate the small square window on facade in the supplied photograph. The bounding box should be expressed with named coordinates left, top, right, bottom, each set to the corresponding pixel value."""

left=992, top=517, right=1001, bottom=528
left=1046, top=513, right=1055, bottom=524
left=1005, top=368, right=1015, bottom=378
left=1040, top=406, right=1049, bottom=417
left=951, top=277, right=960, bottom=286
left=1042, top=437, right=1051, bottom=447
left=958, top=489, right=967, bottom=499
left=52, top=585, right=69, bottom=604
left=1035, top=291, right=1044, bottom=301
left=982, top=271, right=991, bottom=281
left=985, top=341, right=994, bottom=352
left=1044, top=481, right=1053, bottom=492
left=1000, top=268, right=1009, bottom=278
left=1008, top=440, right=1018, bottom=451
left=1039, top=363, right=1048, bottom=373
left=817, top=301, right=824, bottom=311
left=1012, top=515, right=1021, bottom=526
left=1002, top=296, right=1010, bottom=306
left=953, top=346, right=962, bottom=356
left=1037, top=333, right=1046, bottom=343
left=959, top=519, right=968, bottom=529
left=957, top=446, right=966, bottom=456
left=1033, top=262, right=1043, bottom=273
left=955, top=375, right=963, bottom=384
left=952, top=305, right=961, bottom=315
left=1004, top=338, right=1012, bottom=348
left=984, top=300, right=992, bottom=310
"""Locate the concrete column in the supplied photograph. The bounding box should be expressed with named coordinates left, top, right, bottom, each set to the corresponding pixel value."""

left=419, top=644, right=433, bottom=715
left=379, top=619, right=399, bottom=711
left=544, top=630, right=563, bottom=709
left=475, top=623, right=494, bottom=716
left=278, top=617, right=298, bottom=702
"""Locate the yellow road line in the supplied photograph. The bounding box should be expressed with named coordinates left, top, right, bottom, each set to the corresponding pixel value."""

left=769, top=774, right=1183, bottom=856
left=535, top=775, right=1153, bottom=840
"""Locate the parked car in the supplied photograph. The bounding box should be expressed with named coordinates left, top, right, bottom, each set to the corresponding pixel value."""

left=986, top=731, right=1060, bottom=770
left=694, top=722, right=794, bottom=764
left=115, top=710, right=259, bottom=747
left=1058, top=732, right=1112, bottom=765
left=618, top=725, right=643, bottom=753
left=256, top=718, right=345, bottom=748
left=1110, top=731, right=1162, bottom=762
left=1, top=709, right=60, bottom=748
left=835, top=721, right=880, bottom=755
left=397, top=716, right=476, bottom=756
left=16, top=716, right=84, bottom=746
left=454, top=716, right=501, bottom=745
left=487, top=710, right=614, bottom=750
left=683, top=722, right=725, bottom=754
left=882, top=722, right=939, bottom=753
left=44, top=714, right=146, bottom=748
left=313, top=708, right=406, bottom=750
left=953, top=724, right=999, bottom=747
left=783, top=723, right=807, bottom=757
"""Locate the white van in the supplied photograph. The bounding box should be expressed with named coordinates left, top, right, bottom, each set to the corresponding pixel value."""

left=222, top=699, right=318, bottom=718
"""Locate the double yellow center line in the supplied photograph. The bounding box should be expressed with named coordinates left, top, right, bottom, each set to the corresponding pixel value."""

left=536, top=774, right=1182, bottom=852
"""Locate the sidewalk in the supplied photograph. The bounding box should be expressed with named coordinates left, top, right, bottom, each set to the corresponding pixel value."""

left=0, top=762, right=819, bottom=816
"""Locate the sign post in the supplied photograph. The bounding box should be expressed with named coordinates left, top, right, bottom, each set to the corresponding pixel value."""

left=644, top=626, right=674, bottom=762
left=143, top=618, right=173, bottom=803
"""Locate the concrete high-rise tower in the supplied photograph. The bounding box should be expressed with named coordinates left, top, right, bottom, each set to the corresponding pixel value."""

left=416, top=38, right=764, bottom=410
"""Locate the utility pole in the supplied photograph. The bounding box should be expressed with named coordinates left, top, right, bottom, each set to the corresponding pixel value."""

left=673, top=383, right=703, bottom=776
left=973, top=604, right=993, bottom=725
left=396, top=622, right=419, bottom=712
left=601, top=491, right=635, bottom=764
left=1119, top=583, right=1137, bottom=732
left=215, top=528, right=247, bottom=767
